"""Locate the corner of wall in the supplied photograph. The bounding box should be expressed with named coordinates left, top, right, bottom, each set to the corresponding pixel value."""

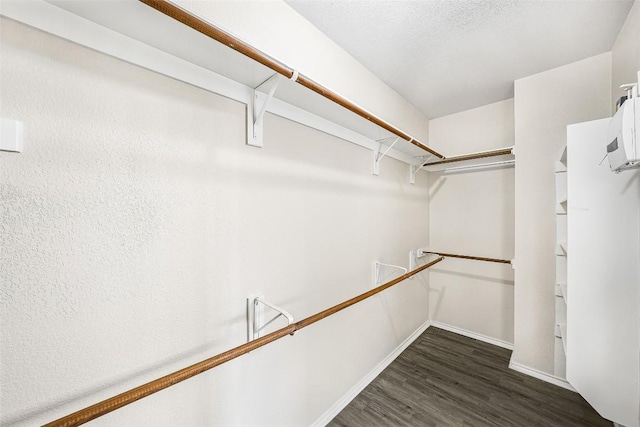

left=513, top=51, right=612, bottom=376
left=611, top=0, right=640, bottom=106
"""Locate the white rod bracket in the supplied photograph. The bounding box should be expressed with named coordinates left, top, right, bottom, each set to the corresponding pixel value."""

left=374, top=261, right=408, bottom=286
left=372, top=137, right=400, bottom=175
left=409, top=251, right=417, bottom=273
left=408, top=247, right=431, bottom=273
left=409, top=155, right=434, bottom=184
left=248, top=73, right=283, bottom=148
left=416, top=248, right=430, bottom=258
left=247, top=295, right=294, bottom=342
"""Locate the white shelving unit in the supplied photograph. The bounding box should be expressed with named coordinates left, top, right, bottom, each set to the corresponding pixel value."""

left=554, top=144, right=568, bottom=379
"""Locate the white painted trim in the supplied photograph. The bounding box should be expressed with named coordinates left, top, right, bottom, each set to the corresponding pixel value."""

left=509, top=359, right=576, bottom=392
left=430, top=321, right=514, bottom=350
left=0, top=0, right=414, bottom=166
left=310, top=320, right=431, bottom=427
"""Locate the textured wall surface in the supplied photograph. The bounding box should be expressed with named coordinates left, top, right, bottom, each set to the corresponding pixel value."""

left=428, top=99, right=515, bottom=344
left=0, top=19, right=430, bottom=426
left=513, top=53, right=611, bottom=375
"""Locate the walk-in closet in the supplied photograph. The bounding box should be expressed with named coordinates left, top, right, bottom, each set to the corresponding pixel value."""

left=1, top=1, right=638, bottom=426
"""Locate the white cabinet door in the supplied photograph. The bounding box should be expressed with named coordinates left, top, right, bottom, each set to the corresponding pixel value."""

left=566, top=118, right=640, bottom=427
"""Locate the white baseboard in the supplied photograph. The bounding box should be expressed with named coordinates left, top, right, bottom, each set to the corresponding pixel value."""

left=310, top=321, right=575, bottom=427
left=509, top=359, right=576, bottom=392
left=310, top=320, right=431, bottom=427
left=430, top=321, right=514, bottom=350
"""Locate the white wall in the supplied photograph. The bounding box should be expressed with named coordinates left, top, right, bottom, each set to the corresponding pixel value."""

left=513, top=53, right=611, bottom=375
left=612, top=0, right=640, bottom=104
left=427, top=100, right=515, bottom=345
left=177, top=0, right=430, bottom=144
left=0, top=18, right=431, bottom=426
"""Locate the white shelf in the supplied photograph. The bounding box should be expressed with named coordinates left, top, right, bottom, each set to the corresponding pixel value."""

left=557, top=145, right=568, bottom=169
left=556, top=242, right=567, bottom=256
left=422, top=147, right=515, bottom=172
left=555, top=143, right=568, bottom=379
left=555, top=324, right=562, bottom=338
left=557, top=282, right=568, bottom=303
left=555, top=173, right=567, bottom=206
left=554, top=323, right=567, bottom=353
left=559, top=324, right=567, bottom=354
left=19, top=0, right=429, bottom=160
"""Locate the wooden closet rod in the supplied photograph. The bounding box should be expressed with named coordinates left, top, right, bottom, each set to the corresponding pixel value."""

left=137, top=0, right=444, bottom=159
left=44, top=257, right=443, bottom=427
left=424, top=251, right=511, bottom=264
left=422, top=147, right=512, bottom=167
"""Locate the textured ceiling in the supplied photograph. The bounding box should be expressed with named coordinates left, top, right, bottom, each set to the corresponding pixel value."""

left=286, top=0, right=634, bottom=118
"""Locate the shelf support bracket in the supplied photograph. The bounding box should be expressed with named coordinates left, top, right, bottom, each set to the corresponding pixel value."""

left=409, top=155, right=435, bottom=184
left=409, top=248, right=430, bottom=272
left=372, top=137, right=400, bottom=175
left=248, top=73, right=283, bottom=148
left=247, top=295, right=294, bottom=342
left=374, top=261, right=408, bottom=286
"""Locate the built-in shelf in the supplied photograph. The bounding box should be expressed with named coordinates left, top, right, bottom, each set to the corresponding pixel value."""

left=555, top=144, right=568, bottom=379
left=4, top=0, right=524, bottom=182
left=557, top=282, right=568, bottom=303
left=556, top=242, right=567, bottom=256
left=422, top=147, right=515, bottom=172
left=4, top=0, right=431, bottom=162
left=554, top=323, right=567, bottom=350
left=557, top=323, right=567, bottom=354
left=557, top=145, right=568, bottom=170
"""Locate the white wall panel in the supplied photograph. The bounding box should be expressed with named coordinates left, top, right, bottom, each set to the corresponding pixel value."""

left=566, top=118, right=639, bottom=427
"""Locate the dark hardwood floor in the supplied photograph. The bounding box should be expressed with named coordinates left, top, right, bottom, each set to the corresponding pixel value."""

left=329, top=327, right=611, bottom=427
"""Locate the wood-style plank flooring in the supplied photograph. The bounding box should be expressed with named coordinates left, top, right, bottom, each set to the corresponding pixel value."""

left=329, top=327, right=611, bottom=427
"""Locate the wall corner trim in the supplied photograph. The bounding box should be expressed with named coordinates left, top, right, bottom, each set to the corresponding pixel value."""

left=310, top=320, right=431, bottom=427
left=430, top=321, right=514, bottom=350
left=509, top=359, right=576, bottom=392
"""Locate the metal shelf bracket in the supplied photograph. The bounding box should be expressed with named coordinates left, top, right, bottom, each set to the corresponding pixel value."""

left=248, top=73, right=283, bottom=148
left=409, top=248, right=431, bottom=272
left=374, top=261, right=408, bottom=286
left=372, top=137, right=400, bottom=175
left=247, top=295, right=294, bottom=342
left=409, top=155, right=435, bottom=184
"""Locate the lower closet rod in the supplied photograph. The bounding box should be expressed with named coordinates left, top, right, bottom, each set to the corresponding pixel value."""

left=44, top=257, right=444, bottom=427
left=425, top=251, right=511, bottom=264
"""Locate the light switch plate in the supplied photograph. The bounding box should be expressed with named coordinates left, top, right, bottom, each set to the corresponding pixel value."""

left=0, top=118, right=24, bottom=153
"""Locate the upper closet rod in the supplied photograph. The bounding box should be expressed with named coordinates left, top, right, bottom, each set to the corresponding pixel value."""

left=423, top=147, right=513, bottom=167
left=424, top=251, right=511, bottom=264
left=44, top=257, right=444, bottom=427
left=138, top=0, right=444, bottom=159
